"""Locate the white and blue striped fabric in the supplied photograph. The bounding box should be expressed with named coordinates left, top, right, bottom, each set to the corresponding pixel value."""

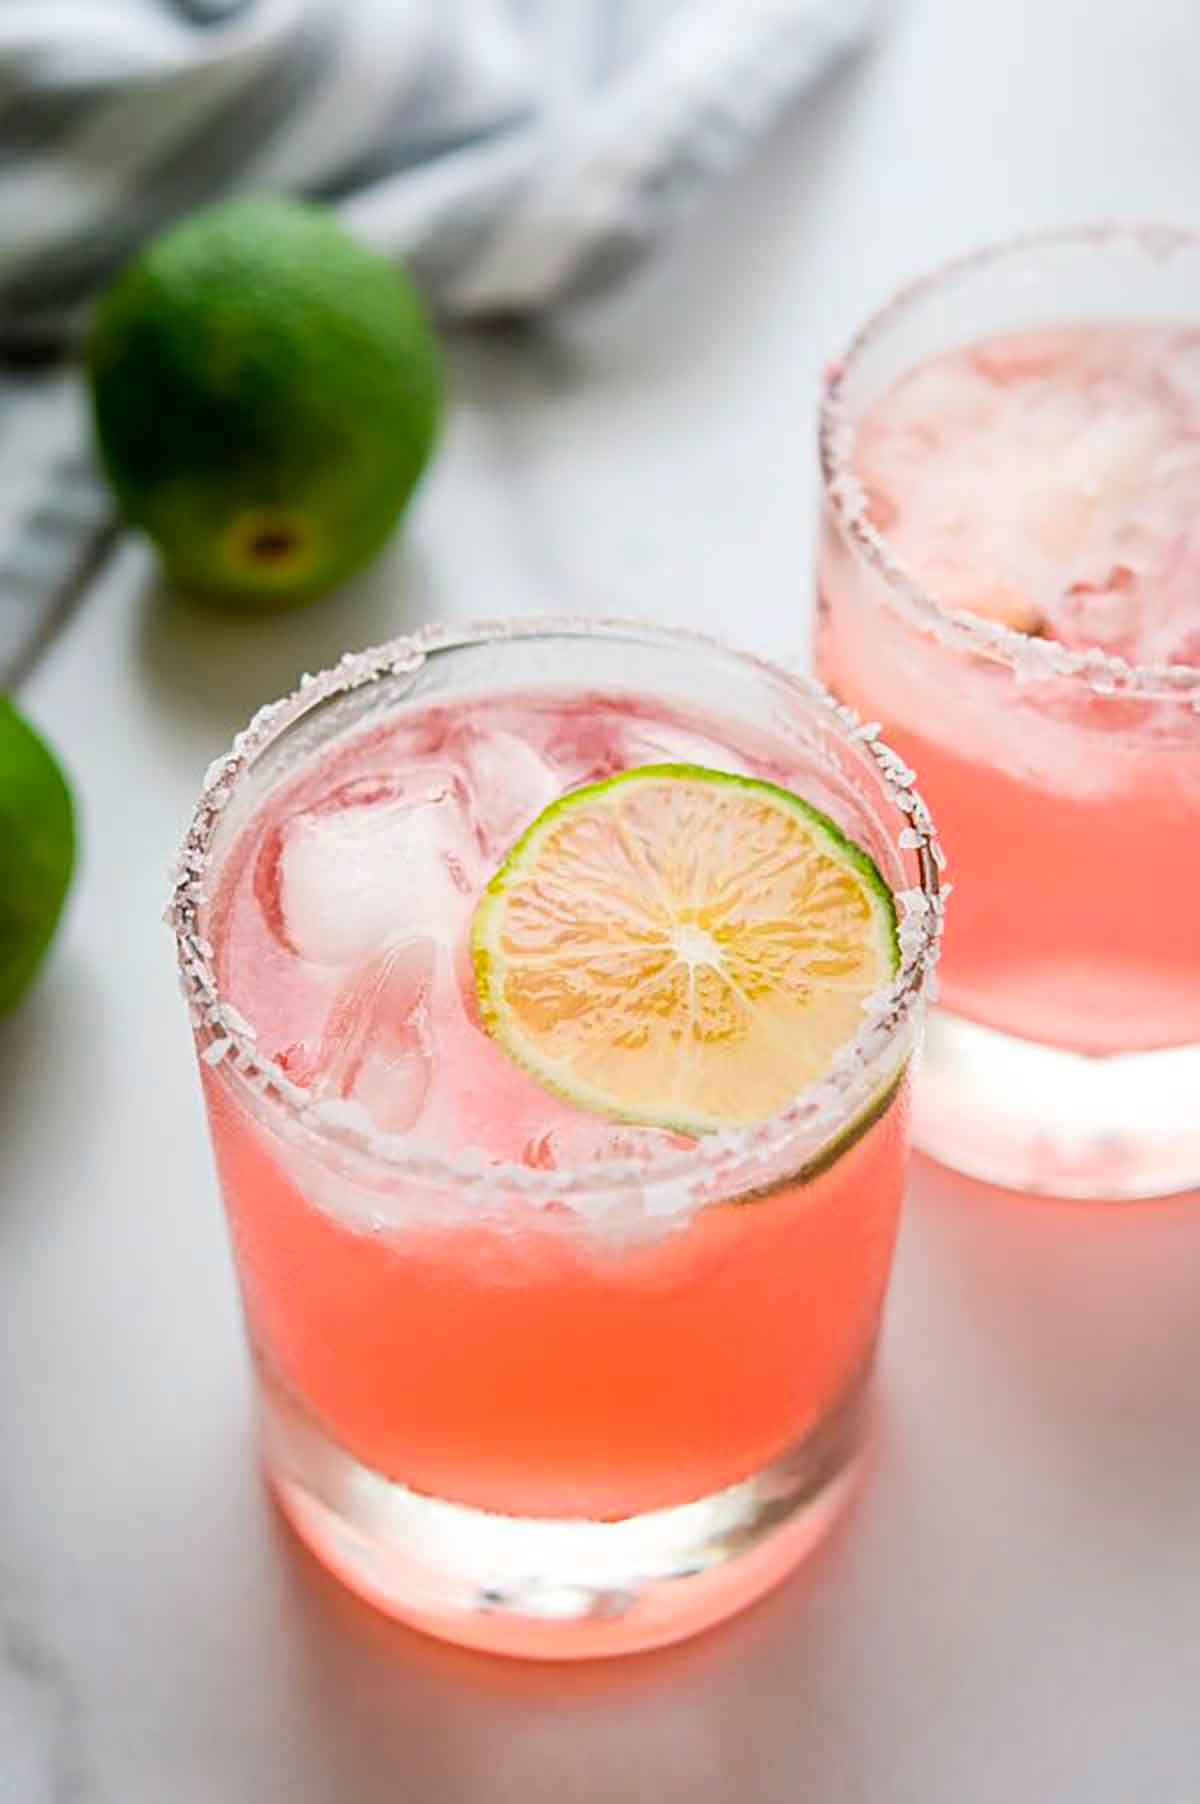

left=0, top=0, right=877, bottom=683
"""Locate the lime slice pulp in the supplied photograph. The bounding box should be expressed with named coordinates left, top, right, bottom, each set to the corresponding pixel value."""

left=471, top=763, right=898, bottom=1136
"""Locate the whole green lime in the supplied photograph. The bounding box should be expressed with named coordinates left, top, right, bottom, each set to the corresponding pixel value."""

left=86, top=197, right=442, bottom=608
left=0, top=699, right=75, bottom=1014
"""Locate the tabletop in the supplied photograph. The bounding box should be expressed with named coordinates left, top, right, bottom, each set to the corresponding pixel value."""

left=5, top=1, right=1200, bottom=1799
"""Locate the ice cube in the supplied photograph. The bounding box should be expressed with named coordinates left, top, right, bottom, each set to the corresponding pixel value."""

left=864, top=485, right=898, bottom=532
left=970, top=327, right=1078, bottom=386
left=1029, top=405, right=1164, bottom=562
left=613, top=720, right=730, bottom=772
left=543, top=711, right=632, bottom=784
left=1142, top=527, right=1200, bottom=665
left=311, top=938, right=436, bottom=1136
left=544, top=709, right=728, bottom=787
left=1053, top=565, right=1140, bottom=653
left=258, top=769, right=477, bottom=966
left=1164, top=332, right=1200, bottom=407
left=520, top=1121, right=696, bottom=1171
left=451, top=725, right=561, bottom=859
left=879, top=356, right=996, bottom=445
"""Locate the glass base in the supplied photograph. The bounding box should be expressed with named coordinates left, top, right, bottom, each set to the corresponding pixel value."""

left=259, top=1363, right=869, bottom=1660
left=916, top=1008, right=1200, bottom=1200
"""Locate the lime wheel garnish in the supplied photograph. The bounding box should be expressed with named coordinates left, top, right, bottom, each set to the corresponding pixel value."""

left=472, top=764, right=898, bottom=1134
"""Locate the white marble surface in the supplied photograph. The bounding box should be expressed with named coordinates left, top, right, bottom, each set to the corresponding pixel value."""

left=5, top=1, right=1200, bottom=1798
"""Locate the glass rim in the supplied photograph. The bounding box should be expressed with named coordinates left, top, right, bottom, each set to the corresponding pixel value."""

left=168, top=615, right=944, bottom=1204
left=818, top=220, right=1200, bottom=702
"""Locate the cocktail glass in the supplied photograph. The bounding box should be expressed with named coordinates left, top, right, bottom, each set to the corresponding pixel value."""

left=817, top=226, right=1200, bottom=1199
left=169, top=618, right=941, bottom=1656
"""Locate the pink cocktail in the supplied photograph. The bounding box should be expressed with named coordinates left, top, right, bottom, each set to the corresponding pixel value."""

left=817, top=227, right=1200, bottom=1197
left=171, top=620, right=940, bottom=1656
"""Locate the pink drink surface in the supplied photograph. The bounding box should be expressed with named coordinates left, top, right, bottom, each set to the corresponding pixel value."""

left=818, top=323, right=1200, bottom=1054
left=856, top=324, right=1200, bottom=663
left=205, top=690, right=905, bottom=1516
left=219, top=691, right=834, bottom=1163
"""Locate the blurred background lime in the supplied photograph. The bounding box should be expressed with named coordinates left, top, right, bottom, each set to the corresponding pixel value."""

left=85, top=197, right=443, bottom=610
left=0, top=699, right=75, bottom=1014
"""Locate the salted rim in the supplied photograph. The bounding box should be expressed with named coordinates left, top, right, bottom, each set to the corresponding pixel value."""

left=818, top=220, right=1200, bottom=702
left=167, top=616, right=944, bottom=1206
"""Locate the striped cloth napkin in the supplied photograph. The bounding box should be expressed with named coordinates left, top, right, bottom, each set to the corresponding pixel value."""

left=0, top=0, right=877, bottom=685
